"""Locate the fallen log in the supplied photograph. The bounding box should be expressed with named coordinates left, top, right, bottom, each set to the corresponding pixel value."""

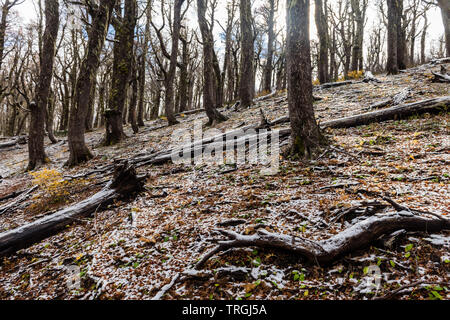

left=254, top=90, right=277, bottom=102
left=431, top=71, right=450, bottom=83
left=315, top=80, right=354, bottom=90
left=0, top=161, right=145, bottom=256
left=322, top=96, right=449, bottom=129
left=59, top=96, right=449, bottom=180
left=429, top=57, right=450, bottom=65
left=195, top=211, right=449, bottom=268
left=0, top=136, right=27, bottom=150
left=363, top=71, right=382, bottom=83
left=175, top=108, right=205, bottom=117
left=0, top=186, right=38, bottom=215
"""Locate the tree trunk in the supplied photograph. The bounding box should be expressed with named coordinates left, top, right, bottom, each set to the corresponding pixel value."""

left=28, top=0, right=59, bottom=170
left=437, top=0, right=450, bottom=57
left=197, top=0, right=228, bottom=125
left=162, top=0, right=184, bottom=126
left=85, top=78, right=96, bottom=132
left=45, top=90, right=58, bottom=144
left=315, top=0, right=329, bottom=83
left=350, top=0, right=364, bottom=72
left=286, top=0, right=326, bottom=158
left=150, top=80, right=161, bottom=120
left=386, top=0, right=399, bottom=75
left=396, top=0, right=407, bottom=70
left=239, top=0, right=254, bottom=108
left=421, top=13, right=429, bottom=64
left=137, top=52, right=146, bottom=127
left=178, top=36, right=189, bottom=113
left=0, top=1, right=9, bottom=72
left=263, top=0, right=276, bottom=92
left=128, top=55, right=139, bottom=134
left=103, top=0, right=136, bottom=145
left=67, top=0, right=116, bottom=166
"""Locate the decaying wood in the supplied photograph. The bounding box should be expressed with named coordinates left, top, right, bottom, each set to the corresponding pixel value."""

left=0, top=185, right=38, bottom=215
left=0, top=161, right=145, bottom=256
left=429, top=57, right=450, bottom=65
left=175, top=108, right=206, bottom=117
left=0, top=136, right=27, bottom=149
left=315, top=80, right=354, bottom=90
left=195, top=211, right=449, bottom=268
left=431, top=71, right=450, bottom=83
left=53, top=96, right=449, bottom=183
left=322, top=96, right=449, bottom=129
left=363, top=71, right=382, bottom=83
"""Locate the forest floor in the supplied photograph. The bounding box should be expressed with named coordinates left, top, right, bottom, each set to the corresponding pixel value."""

left=0, top=63, right=448, bottom=300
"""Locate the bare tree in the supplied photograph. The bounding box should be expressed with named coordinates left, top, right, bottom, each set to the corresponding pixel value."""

left=28, top=0, right=59, bottom=170
left=436, top=0, right=450, bottom=56
left=350, top=0, right=368, bottom=72
left=103, top=0, right=136, bottom=145
left=286, top=0, right=326, bottom=158
left=67, top=0, right=116, bottom=166
left=262, top=0, right=277, bottom=92
left=315, top=0, right=329, bottom=83
left=386, top=0, right=399, bottom=74
left=239, top=0, right=254, bottom=108
left=197, top=0, right=227, bottom=125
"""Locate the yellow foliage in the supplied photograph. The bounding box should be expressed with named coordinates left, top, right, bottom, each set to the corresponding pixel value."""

left=347, top=70, right=364, bottom=80
left=31, top=168, right=69, bottom=201
left=29, top=168, right=89, bottom=211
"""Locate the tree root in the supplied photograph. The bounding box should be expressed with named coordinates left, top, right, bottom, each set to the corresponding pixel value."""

left=195, top=212, right=449, bottom=269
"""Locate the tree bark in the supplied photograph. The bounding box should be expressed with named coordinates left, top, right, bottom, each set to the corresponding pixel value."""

left=128, top=54, right=139, bottom=133
left=315, top=0, right=329, bottom=83
left=67, top=0, right=116, bottom=166
left=396, top=0, right=407, bottom=70
left=178, top=35, right=189, bottom=113
left=103, top=0, right=136, bottom=145
left=239, top=0, right=255, bottom=108
left=28, top=0, right=59, bottom=170
left=162, top=0, right=184, bottom=126
left=45, top=90, right=58, bottom=144
left=386, top=0, right=399, bottom=75
left=350, top=0, right=365, bottom=72
left=437, top=0, right=450, bottom=57
left=286, top=0, right=326, bottom=158
left=263, top=0, right=276, bottom=92
left=197, top=0, right=228, bottom=125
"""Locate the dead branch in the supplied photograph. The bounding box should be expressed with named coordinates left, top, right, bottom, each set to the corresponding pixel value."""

left=195, top=212, right=449, bottom=269
left=0, top=161, right=146, bottom=256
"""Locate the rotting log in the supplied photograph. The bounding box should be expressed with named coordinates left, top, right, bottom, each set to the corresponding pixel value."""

left=175, top=108, right=206, bottom=117
left=322, top=96, right=449, bottom=129
left=0, top=161, right=145, bottom=256
left=54, top=96, right=450, bottom=181
left=431, top=71, right=450, bottom=83
left=0, top=186, right=38, bottom=215
left=315, top=80, right=354, bottom=90
left=196, top=211, right=449, bottom=268
left=0, top=136, right=27, bottom=150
